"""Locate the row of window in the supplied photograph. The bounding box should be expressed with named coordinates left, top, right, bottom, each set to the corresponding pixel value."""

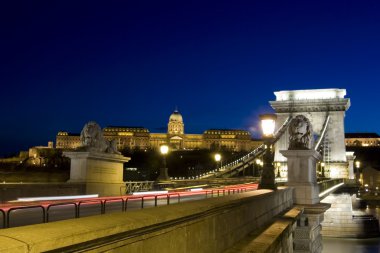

left=104, top=128, right=149, bottom=133
left=204, top=130, right=250, bottom=135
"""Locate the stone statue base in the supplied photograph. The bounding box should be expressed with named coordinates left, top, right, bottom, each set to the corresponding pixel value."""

left=64, top=151, right=130, bottom=196
left=280, top=150, right=321, bottom=205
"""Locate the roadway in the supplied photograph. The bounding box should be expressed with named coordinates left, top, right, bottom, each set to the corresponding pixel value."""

left=0, top=183, right=258, bottom=228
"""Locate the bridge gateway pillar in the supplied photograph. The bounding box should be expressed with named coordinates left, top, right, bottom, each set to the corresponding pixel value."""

left=270, top=88, right=350, bottom=178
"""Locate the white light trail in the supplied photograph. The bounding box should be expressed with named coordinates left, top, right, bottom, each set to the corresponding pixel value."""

left=132, top=191, right=168, bottom=195
left=16, top=194, right=99, bottom=202
left=319, top=182, right=344, bottom=198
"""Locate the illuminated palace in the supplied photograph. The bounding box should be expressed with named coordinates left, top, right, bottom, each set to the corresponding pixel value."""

left=345, top=133, right=380, bottom=147
left=56, top=110, right=262, bottom=152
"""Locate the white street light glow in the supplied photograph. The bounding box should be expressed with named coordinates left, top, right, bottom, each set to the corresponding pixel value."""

left=160, top=145, right=169, bottom=155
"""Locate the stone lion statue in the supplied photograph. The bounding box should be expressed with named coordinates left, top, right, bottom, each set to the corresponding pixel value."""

left=288, top=115, right=313, bottom=150
left=78, top=121, right=120, bottom=154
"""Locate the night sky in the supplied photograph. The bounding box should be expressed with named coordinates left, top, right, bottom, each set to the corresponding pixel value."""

left=1, top=1, right=380, bottom=157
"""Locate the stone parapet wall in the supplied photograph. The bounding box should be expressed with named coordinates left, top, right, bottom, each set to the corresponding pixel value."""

left=0, top=187, right=293, bottom=253
left=225, top=208, right=302, bottom=253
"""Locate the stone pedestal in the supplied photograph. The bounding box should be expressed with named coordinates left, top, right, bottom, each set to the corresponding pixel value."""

left=281, top=150, right=321, bottom=205
left=64, top=151, right=130, bottom=196
left=281, top=149, right=332, bottom=252
left=294, top=203, right=331, bottom=253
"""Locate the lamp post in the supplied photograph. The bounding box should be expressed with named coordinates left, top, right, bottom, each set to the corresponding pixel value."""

left=321, top=162, right=325, bottom=178
left=214, top=153, right=221, bottom=171
left=157, top=144, right=170, bottom=181
left=255, top=158, right=263, bottom=176
left=258, top=114, right=277, bottom=190
left=276, top=162, right=281, bottom=178
left=355, top=160, right=361, bottom=184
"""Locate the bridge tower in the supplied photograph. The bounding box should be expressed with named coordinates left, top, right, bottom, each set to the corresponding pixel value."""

left=270, top=88, right=350, bottom=178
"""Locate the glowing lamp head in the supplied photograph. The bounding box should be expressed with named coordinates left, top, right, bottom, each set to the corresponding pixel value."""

left=214, top=153, right=221, bottom=162
left=260, top=114, right=277, bottom=137
left=160, top=145, right=169, bottom=155
left=355, top=161, right=360, bottom=168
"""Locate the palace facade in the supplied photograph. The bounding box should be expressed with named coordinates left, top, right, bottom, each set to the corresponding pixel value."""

left=56, top=110, right=262, bottom=152
left=345, top=133, right=380, bottom=147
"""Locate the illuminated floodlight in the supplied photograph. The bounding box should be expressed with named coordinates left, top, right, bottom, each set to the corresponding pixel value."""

left=17, top=194, right=99, bottom=202
left=214, top=153, right=221, bottom=162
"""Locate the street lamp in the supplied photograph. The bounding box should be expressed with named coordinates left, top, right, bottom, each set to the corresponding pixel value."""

left=157, top=144, right=170, bottom=181
left=160, top=145, right=169, bottom=168
left=258, top=114, right=277, bottom=190
left=214, top=153, right=221, bottom=171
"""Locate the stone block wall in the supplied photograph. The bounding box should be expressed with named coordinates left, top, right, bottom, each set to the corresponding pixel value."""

left=225, top=208, right=302, bottom=253
left=0, top=187, right=293, bottom=253
left=321, top=194, right=379, bottom=237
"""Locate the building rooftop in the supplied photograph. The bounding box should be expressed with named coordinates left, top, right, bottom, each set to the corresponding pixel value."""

left=203, top=129, right=251, bottom=136
left=345, top=133, right=380, bottom=138
left=57, top=132, right=80, bottom=136
left=274, top=88, right=347, bottom=101
left=105, top=126, right=146, bottom=129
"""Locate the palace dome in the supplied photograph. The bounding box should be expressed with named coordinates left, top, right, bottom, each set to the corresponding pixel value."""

left=169, top=110, right=183, bottom=122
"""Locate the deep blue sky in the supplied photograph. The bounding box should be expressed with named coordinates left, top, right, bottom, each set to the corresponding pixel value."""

left=1, top=1, right=380, bottom=156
